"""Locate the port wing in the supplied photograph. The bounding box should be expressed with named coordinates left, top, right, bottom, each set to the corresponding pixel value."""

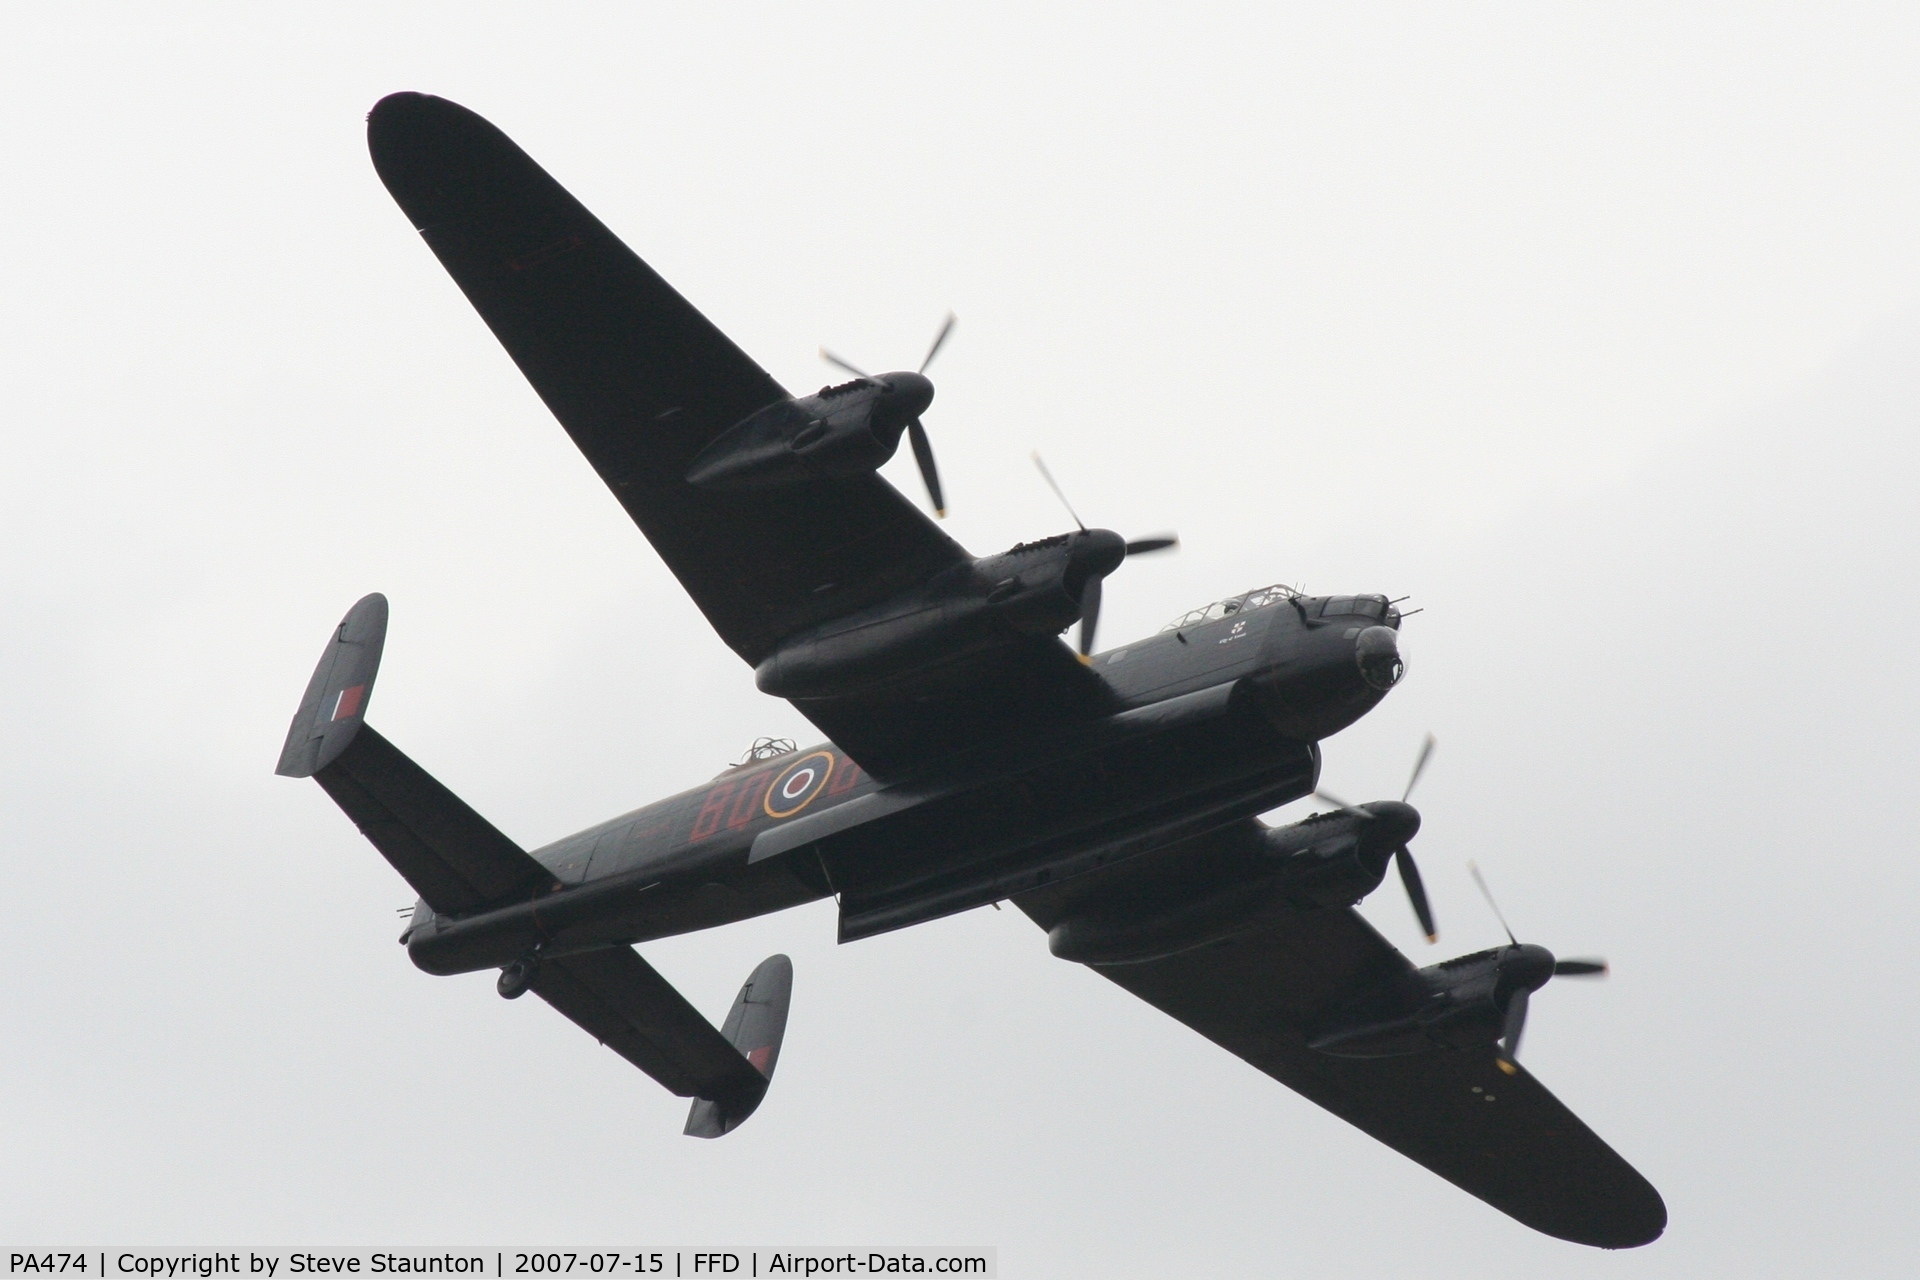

left=365, top=93, right=1111, bottom=777
left=366, top=92, right=967, bottom=668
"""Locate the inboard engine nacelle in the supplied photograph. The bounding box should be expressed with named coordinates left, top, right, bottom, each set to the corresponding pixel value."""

left=1046, top=803, right=1420, bottom=965
left=754, top=530, right=1125, bottom=698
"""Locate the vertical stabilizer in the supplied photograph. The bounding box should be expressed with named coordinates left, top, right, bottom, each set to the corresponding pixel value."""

left=276, top=593, right=388, bottom=778
left=685, top=954, right=794, bottom=1138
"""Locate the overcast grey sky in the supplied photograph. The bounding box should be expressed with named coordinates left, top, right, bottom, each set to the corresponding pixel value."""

left=2, top=5, right=1916, bottom=1276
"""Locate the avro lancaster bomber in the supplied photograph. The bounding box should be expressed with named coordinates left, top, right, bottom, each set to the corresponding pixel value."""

left=278, top=92, right=1665, bottom=1249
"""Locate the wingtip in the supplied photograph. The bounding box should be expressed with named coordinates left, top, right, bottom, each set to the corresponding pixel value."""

left=365, top=91, right=518, bottom=220
left=369, top=89, right=429, bottom=116
left=367, top=90, right=447, bottom=133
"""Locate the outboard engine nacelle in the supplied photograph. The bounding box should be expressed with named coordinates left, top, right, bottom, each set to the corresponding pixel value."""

left=685, top=374, right=934, bottom=491
left=1307, top=944, right=1550, bottom=1058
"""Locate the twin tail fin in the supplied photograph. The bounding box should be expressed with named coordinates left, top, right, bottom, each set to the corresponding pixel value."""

left=279, top=594, right=791, bottom=1136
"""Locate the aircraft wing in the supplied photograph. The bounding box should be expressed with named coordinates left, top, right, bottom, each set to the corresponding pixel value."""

left=366, top=92, right=967, bottom=666
left=1016, top=881, right=1666, bottom=1248
left=367, top=93, right=1106, bottom=776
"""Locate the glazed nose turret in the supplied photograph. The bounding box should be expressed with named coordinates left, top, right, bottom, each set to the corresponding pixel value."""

left=1355, top=625, right=1404, bottom=690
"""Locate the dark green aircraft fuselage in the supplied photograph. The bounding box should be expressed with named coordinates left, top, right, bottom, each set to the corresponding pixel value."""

left=402, top=588, right=1403, bottom=975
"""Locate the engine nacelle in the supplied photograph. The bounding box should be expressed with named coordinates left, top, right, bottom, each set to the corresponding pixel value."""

left=1258, top=802, right=1417, bottom=909
left=754, top=531, right=1117, bottom=699
left=1307, top=944, right=1549, bottom=1058
left=686, top=374, right=932, bottom=491
left=1045, top=807, right=1413, bottom=965
left=1265, top=833, right=1388, bottom=910
left=1046, top=879, right=1285, bottom=965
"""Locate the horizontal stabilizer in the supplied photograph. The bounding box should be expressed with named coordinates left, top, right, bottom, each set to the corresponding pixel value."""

left=529, top=946, right=773, bottom=1114
left=280, top=593, right=555, bottom=915
left=277, top=593, right=388, bottom=778
left=685, top=954, right=793, bottom=1138
left=313, top=726, right=556, bottom=915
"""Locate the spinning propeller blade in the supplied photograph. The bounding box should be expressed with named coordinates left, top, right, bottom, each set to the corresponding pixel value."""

left=1469, top=860, right=1518, bottom=946
left=1031, top=452, right=1085, bottom=530
left=1554, top=958, right=1609, bottom=976
left=1311, top=786, right=1367, bottom=816
left=1497, top=987, right=1530, bottom=1074
left=907, top=419, right=945, bottom=517
left=1403, top=732, right=1437, bottom=802
left=1078, top=575, right=1102, bottom=658
left=919, top=312, right=956, bottom=373
left=1395, top=846, right=1437, bottom=943
left=819, top=348, right=868, bottom=378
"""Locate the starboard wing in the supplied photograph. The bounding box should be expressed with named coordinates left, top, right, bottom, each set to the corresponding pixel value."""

left=1017, top=881, right=1666, bottom=1248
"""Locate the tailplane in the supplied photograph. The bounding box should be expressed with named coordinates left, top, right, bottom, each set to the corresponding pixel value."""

left=276, top=594, right=554, bottom=914
left=280, top=595, right=792, bottom=1134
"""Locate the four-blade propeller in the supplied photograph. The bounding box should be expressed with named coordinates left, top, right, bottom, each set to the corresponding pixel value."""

left=822, top=313, right=956, bottom=517
left=1467, top=860, right=1609, bottom=1074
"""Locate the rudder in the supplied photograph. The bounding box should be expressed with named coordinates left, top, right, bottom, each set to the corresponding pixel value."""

left=685, top=954, right=794, bottom=1138
left=277, top=593, right=387, bottom=778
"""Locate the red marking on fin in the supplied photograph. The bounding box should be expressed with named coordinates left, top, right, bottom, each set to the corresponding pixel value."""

left=331, top=685, right=365, bottom=721
left=746, top=1045, right=773, bottom=1074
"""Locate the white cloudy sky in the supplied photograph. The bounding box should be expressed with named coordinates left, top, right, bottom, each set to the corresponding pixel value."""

left=3, top=5, right=1917, bottom=1276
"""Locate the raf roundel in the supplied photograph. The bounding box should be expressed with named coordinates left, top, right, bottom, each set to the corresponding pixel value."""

left=764, top=751, right=835, bottom=819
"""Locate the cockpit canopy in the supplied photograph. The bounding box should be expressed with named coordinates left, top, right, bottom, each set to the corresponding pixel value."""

left=1161, top=586, right=1396, bottom=632
left=1317, top=594, right=1393, bottom=623
left=1161, top=583, right=1301, bottom=632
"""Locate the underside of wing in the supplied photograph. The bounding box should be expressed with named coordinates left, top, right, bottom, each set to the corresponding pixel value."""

left=366, top=92, right=968, bottom=664
left=1017, top=839, right=1666, bottom=1249
left=791, top=635, right=1114, bottom=778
